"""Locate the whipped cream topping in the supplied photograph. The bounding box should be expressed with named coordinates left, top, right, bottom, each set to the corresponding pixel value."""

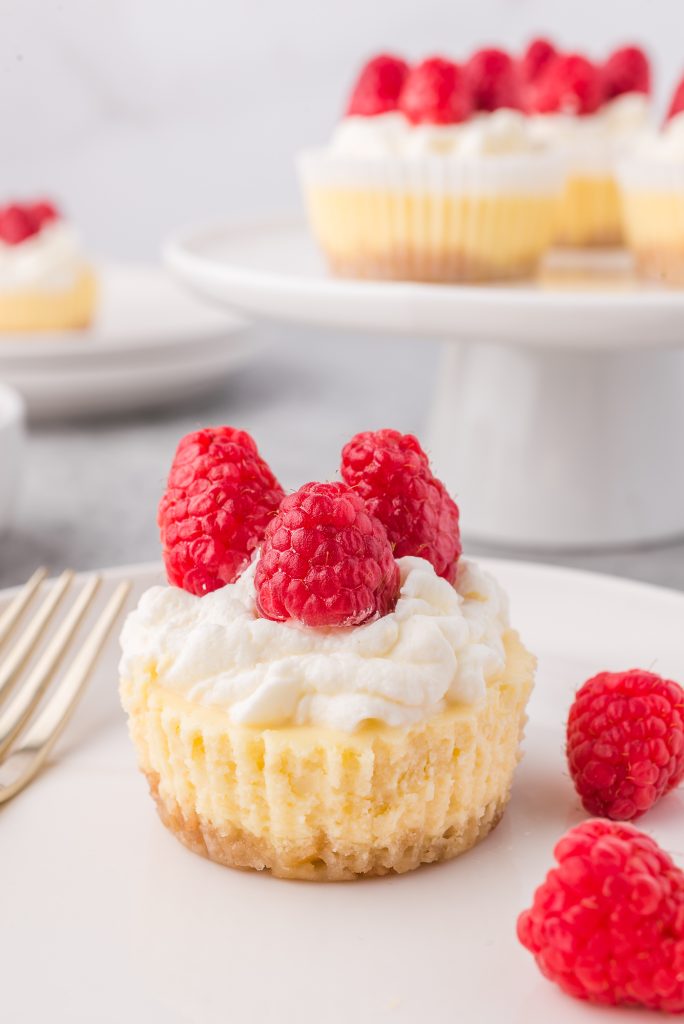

left=629, top=110, right=684, bottom=162
left=120, top=556, right=510, bottom=733
left=528, top=93, right=651, bottom=166
left=0, top=221, right=87, bottom=291
left=330, top=109, right=547, bottom=159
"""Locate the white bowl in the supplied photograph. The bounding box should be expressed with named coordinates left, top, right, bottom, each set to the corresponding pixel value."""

left=0, top=383, right=25, bottom=533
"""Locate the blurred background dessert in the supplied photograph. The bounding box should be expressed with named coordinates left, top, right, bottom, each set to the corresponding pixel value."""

left=300, top=53, right=563, bottom=283
left=0, top=199, right=96, bottom=331
left=618, top=72, right=684, bottom=284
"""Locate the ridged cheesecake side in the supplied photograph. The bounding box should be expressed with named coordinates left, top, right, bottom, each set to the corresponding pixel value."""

left=120, top=629, right=535, bottom=881
left=304, top=189, right=558, bottom=282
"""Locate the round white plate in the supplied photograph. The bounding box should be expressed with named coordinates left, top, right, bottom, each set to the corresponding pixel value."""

left=164, top=221, right=684, bottom=350
left=0, top=265, right=253, bottom=420
left=1, top=559, right=682, bottom=1023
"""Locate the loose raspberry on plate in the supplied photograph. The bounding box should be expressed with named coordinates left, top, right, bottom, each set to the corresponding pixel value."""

left=341, top=429, right=461, bottom=583
left=567, top=669, right=684, bottom=820
left=255, top=481, right=399, bottom=628
left=517, top=819, right=684, bottom=1013
left=465, top=47, right=523, bottom=112
left=158, top=426, right=284, bottom=597
left=602, top=45, right=651, bottom=101
left=346, top=53, right=410, bottom=117
left=667, top=73, right=684, bottom=122
left=398, top=56, right=472, bottom=125
left=520, top=37, right=557, bottom=85
left=528, top=53, right=603, bottom=116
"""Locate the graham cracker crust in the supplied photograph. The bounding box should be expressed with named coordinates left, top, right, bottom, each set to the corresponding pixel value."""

left=325, top=252, right=540, bottom=284
left=633, top=248, right=684, bottom=287
left=146, top=770, right=508, bottom=882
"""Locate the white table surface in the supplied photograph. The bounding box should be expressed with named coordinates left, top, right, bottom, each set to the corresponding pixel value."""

left=2, top=322, right=683, bottom=592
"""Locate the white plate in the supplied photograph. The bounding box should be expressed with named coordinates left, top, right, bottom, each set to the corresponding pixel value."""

left=1, top=559, right=682, bottom=1023
left=0, top=265, right=253, bottom=420
left=164, top=221, right=684, bottom=350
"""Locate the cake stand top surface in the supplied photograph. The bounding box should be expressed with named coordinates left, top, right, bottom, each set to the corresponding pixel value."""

left=165, top=221, right=684, bottom=350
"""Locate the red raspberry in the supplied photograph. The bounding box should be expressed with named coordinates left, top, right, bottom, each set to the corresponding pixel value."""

left=465, top=47, right=523, bottom=112
left=255, top=481, right=399, bottom=628
left=667, top=74, right=684, bottom=122
left=340, top=429, right=461, bottom=583
left=158, top=427, right=284, bottom=597
left=567, top=669, right=684, bottom=821
left=398, top=57, right=472, bottom=125
left=28, top=199, right=59, bottom=228
left=520, top=37, right=557, bottom=84
left=517, top=819, right=684, bottom=1013
left=0, top=203, right=40, bottom=245
left=346, top=53, right=409, bottom=117
left=602, top=45, right=651, bottom=101
left=529, top=53, right=603, bottom=116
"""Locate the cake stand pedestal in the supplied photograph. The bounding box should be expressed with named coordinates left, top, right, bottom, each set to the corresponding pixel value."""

left=165, top=222, right=684, bottom=550
left=429, top=341, right=684, bottom=547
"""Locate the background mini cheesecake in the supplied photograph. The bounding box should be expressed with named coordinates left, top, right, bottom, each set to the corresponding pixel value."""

left=0, top=199, right=96, bottom=332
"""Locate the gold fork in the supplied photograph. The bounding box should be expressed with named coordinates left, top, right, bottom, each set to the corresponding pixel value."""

left=0, top=568, right=130, bottom=803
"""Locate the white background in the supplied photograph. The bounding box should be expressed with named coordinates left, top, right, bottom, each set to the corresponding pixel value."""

left=1, top=0, right=682, bottom=257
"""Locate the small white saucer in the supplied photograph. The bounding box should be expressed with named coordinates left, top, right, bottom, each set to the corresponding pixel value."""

left=0, top=264, right=253, bottom=420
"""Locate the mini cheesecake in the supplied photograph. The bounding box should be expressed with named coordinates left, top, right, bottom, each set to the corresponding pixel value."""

left=0, top=200, right=96, bottom=332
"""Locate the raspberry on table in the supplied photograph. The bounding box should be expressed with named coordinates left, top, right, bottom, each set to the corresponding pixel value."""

left=602, top=45, right=651, bottom=101
left=465, top=47, right=523, bottom=112
left=341, top=429, right=461, bottom=583
left=398, top=56, right=472, bottom=125
left=158, top=426, right=284, bottom=597
left=346, top=53, right=410, bottom=117
left=254, top=481, right=400, bottom=628
left=566, top=668, right=684, bottom=821
left=517, top=819, right=684, bottom=1013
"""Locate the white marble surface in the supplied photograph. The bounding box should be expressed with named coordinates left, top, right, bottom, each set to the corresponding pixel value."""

left=2, top=323, right=683, bottom=593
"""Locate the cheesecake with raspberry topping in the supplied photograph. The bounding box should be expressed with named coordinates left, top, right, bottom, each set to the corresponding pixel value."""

left=299, top=51, right=563, bottom=283
left=526, top=43, right=652, bottom=247
left=119, top=427, right=535, bottom=880
left=0, top=199, right=96, bottom=332
left=617, top=70, right=684, bottom=285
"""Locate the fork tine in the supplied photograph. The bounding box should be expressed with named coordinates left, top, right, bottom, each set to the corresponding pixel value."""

left=0, top=570, right=74, bottom=707
left=0, top=575, right=101, bottom=759
left=0, top=567, right=47, bottom=648
left=0, top=580, right=131, bottom=804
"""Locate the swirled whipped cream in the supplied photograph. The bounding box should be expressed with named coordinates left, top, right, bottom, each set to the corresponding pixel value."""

left=0, top=221, right=87, bottom=291
left=330, top=109, right=547, bottom=159
left=120, top=555, right=510, bottom=732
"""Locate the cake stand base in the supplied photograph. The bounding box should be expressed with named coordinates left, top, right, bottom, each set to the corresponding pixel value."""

left=428, top=341, right=684, bottom=549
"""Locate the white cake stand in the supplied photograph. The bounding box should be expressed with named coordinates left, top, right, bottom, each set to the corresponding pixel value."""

left=164, top=221, right=684, bottom=549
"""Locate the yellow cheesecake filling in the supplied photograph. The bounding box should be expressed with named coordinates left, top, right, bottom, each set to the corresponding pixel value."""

left=121, top=629, right=534, bottom=879
left=553, top=174, right=623, bottom=247
left=120, top=556, right=536, bottom=879
left=304, top=187, right=559, bottom=282
left=0, top=267, right=96, bottom=331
